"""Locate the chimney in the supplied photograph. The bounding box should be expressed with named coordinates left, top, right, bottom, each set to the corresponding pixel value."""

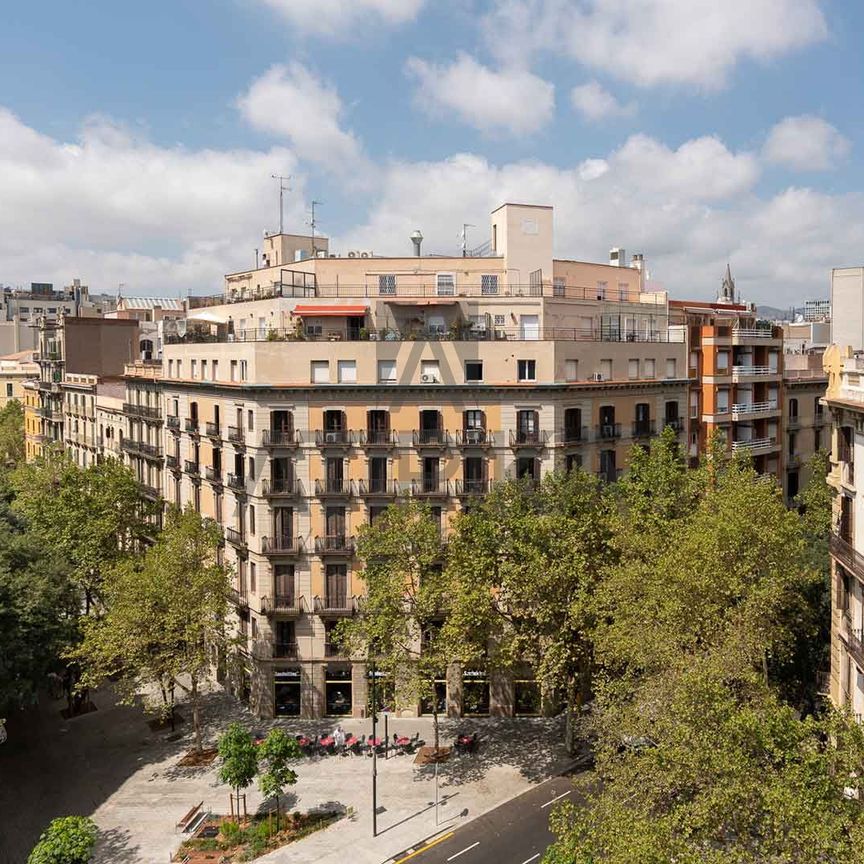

left=631, top=253, right=644, bottom=272
left=410, top=230, right=423, bottom=257
left=609, top=247, right=626, bottom=267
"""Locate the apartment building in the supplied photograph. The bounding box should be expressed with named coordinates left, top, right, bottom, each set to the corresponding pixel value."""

left=23, top=317, right=140, bottom=462
left=116, top=203, right=689, bottom=720
left=0, top=350, right=38, bottom=408
left=825, top=345, right=864, bottom=715
left=783, top=353, right=829, bottom=499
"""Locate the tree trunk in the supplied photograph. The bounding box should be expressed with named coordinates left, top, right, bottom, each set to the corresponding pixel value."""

left=564, top=674, right=577, bottom=756
left=191, top=674, right=202, bottom=753
left=275, top=793, right=280, bottom=832
left=432, top=702, right=440, bottom=754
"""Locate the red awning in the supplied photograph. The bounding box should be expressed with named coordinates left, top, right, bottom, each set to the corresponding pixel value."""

left=291, top=304, right=368, bottom=317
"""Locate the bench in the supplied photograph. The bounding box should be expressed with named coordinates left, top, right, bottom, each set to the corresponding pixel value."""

left=176, top=800, right=203, bottom=832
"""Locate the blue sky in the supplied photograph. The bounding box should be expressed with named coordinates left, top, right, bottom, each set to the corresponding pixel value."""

left=1, top=0, right=862, bottom=306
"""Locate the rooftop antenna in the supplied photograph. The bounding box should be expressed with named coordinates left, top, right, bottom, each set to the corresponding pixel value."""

left=271, top=173, right=292, bottom=235
left=309, top=200, right=323, bottom=255
left=460, top=223, right=475, bottom=257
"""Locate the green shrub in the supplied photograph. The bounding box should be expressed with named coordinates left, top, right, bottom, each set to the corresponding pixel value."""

left=27, top=816, right=98, bottom=864
left=220, top=820, right=243, bottom=845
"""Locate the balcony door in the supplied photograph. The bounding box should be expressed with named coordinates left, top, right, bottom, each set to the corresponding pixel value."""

left=326, top=564, right=347, bottom=608
left=326, top=506, right=346, bottom=541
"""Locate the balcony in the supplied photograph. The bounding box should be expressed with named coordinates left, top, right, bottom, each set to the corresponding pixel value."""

left=205, top=466, right=222, bottom=485
left=358, top=478, right=401, bottom=498
left=205, top=421, right=221, bottom=439
left=225, top=527, right=247, bottom=550
left=412, top=479, right=451, bottom=498
left=185, top=418, right=199, bottom=435
left=314, top=594, right=357, bottom=617
left=121, top=439, right=163, bottom=460
left=631, top=420, right=656, bottom=439
left=730, top=437, right=779, bottom=456
left=732, top=400, right=779, bottom=421
left=731, top=365, right=780, bottom=382
left=261, top=429, right=300, bottom=449
left=166, top=454, right=180, bottom=471
left=140, top=484, right=160, bottom=501
left=663, top=418, right=684, bottom=433
left=262, top=477, right=301, bottom=498
left=184, top=460, right=201, bottom=478
left=596, top=423, right=622, bottom=441
left=166, top=415, right=180, bottom=431
left=559, top=426, right=588, bottom=445
left=786, top=416, right=800, bottom=430
left=413, top=428, right=448, bottom=448
left=315, top=429, right=352, bottom=447
left=262, top=535, right=302, bottom=556
left=731, top=327, right=781, bottom=345
left=314, top=535, right=355, bottom=555
left=123, top=403, right=161, bottom=421
left=509, top=429, right=549, bottom=448
left=273, top=641, right=299, bottom=659
left=324, top=642, right=343, bottom=658
left=455, top=428, right=494, bottom=448
left=227, top=426, right=245, bottom=445
left=831, top=533, right=861, bottom=576
left=456, top=478, right=488, bottom=497
left=843, top=462, right=856, bottom=489
left=261, top=594, right=304, bottom=617
left=786, top=453, right=802, bottom=469
left=359, top=429, right=397, bottom=448
left=226, top=473, right=247, bottom=493
left=229, top=587, right=249, bottom=608
left=815, top=412, right=827, bottom=427
left=314, top=478, right=354, bottom=498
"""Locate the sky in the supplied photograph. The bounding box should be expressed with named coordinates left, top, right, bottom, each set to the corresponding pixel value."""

left=1, top=0, right=863, bottom=307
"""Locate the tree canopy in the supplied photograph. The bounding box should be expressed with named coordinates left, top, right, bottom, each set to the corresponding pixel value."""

left=27, top=816, right=98, bottom=864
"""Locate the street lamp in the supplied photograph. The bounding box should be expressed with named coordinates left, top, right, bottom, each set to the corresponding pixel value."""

left=370, top=659, right=378, bottom=837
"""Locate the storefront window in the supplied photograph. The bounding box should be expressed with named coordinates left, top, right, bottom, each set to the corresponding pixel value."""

left=325, top=665, right=352, bottom=716
left=274, top=668, right=301, bottom=717
left=367, top=668, right=394, bottom=714
left=420, top=673, right=447, bottom=716
left=462, top=669, right=489, bottom=716
left=514, top=678, right=541, bottom=715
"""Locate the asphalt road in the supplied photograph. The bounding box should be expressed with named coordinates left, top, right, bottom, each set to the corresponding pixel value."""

left=391, top=770, right=588, bottom=864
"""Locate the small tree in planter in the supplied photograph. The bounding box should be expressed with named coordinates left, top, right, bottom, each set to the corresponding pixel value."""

left=217, top=723, right=258, bottom=822
left=257, top=728, right=302, bottom=831
left=27, top=816, right=97, bottom=864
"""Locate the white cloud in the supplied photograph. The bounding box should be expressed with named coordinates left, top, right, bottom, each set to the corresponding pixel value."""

left=0, top=108, right=306, bottom=295
left=570, top=81, right=634, bottom=121
left=338, top=133, right=859, bottom=307
left=257, top=0, right=424, bottom=37
left=405, top=54, right=555, bottom=135
left=237, top=64, right=363, bottom=171
left=763, top=115, right=851, bottom=171
left=483, top=0, right=827, bottom=89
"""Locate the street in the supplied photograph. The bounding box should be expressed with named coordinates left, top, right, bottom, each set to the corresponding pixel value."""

left=389, top=770, right=589, bottom=864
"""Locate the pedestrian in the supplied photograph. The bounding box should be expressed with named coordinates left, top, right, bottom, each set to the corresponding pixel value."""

left=333, top=724, right=346, bottom=752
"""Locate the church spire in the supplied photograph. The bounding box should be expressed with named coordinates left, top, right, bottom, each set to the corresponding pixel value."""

left=719, top=262, right=736, bottom=304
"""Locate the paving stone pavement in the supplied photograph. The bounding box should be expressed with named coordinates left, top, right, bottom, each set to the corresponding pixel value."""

left=0, top=684, right=568, bottom=864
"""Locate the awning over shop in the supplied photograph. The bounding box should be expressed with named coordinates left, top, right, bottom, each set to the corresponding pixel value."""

left=385, top=298, right=458, bottom=306
left=291, top=305, right=368, bottom=317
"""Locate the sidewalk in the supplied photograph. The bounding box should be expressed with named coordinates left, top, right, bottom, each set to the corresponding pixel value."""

left=0, top=685, right=568, bottom=864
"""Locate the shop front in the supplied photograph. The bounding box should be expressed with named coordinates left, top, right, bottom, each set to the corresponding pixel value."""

left=325, top=664, right=352, bottom=716
left=274, top=667, right=302, bottom=717
left=462, top=668, right=490, bottom=716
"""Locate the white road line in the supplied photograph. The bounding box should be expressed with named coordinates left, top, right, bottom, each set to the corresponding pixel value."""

left=540, top=790, right=571, bottom=809
left=446, top=841, right=480, bottom=861
left=519, top=855, right=540, bottom=864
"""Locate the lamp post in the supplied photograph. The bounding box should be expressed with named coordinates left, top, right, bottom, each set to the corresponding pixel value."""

left=371, top=659, right=378, bottom=837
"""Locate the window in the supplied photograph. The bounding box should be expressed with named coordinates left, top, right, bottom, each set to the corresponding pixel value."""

left=716, top=351, right=729, bottom=372
left=249, top=503, right=255, bottom=536
left=553, top=277, right=566, bottom=297
left=230, top=360, right=237, bottom=382
left=5, top=383, right=11, bottom=398
left=788, top=432, right=797, bottom=456
left=665, top=358, right=677, bottom=379
left=421, top=360, right=440, bottom=383
left=168, top=359, right=174, bottom=377
left=599, top=359, right=613, bottom=381
left=201, top=360, right=207, bottom=381
left=565, top=359, right=578, bottom=382
left=481, top=274, right=499, bottom=295
left=618, top=282, right=629, bottom=301
left=628, top=359, right=639, bottom=380
left=212, top=360, right=218, bottom=380
left=717, top=389, right=729, bottom=413
left=789, top=397, right=798, bottom=418
left=190, top=360, right=197, bottom=379
left=494, top=315, right=505, bottom=326
left=596, top=281, right=607, bottom=300
left=436, top=273, right=455, bottom=296
left=465, top=361, right=483, bottom=383
left=247, top=409, right=254, bottom=431
left=311, top=361, right=329, bottom=383
left=643, top=358, right=656, bottom=379
left=378, top=360, right=396, bottom=384
left=240, top=360, right=248, bottom=381
left=176, top=360, right=182, bottom=378
left=517, top=359, right=536, bottom=382
left=378, top=274, right=396, bottom=295
left=337, top=360, right=357, bottom=383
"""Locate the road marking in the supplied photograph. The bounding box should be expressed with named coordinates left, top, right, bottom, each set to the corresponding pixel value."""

left=446, top=841, right=480, bottom=861
left=540, top=790, right=571, bottom=809
left=391, top=831, right=454, bottom=863
left=519, top=855, right=540, bottom=864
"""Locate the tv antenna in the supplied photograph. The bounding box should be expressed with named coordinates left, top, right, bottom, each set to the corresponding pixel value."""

left=309, top=200, right=323, bottom=255
left=271, top=174, right=292, bottom=235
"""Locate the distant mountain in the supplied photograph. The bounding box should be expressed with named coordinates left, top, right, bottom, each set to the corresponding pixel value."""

left=757, top=305, right=796, bottom=321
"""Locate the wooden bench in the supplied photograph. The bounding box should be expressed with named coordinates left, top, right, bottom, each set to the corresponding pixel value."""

left=176, top=801, right=203, bottom=832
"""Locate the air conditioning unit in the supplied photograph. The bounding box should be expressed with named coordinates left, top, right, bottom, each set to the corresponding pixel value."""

left=325, top=431, right=339, bottom=443
left=347, top=251, right=357, bottom=258
left=465, top=429, right=484, bottom=444
left=592, top=373, right=604, bottom=381
left=421, top=374, right=437, bottom=383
